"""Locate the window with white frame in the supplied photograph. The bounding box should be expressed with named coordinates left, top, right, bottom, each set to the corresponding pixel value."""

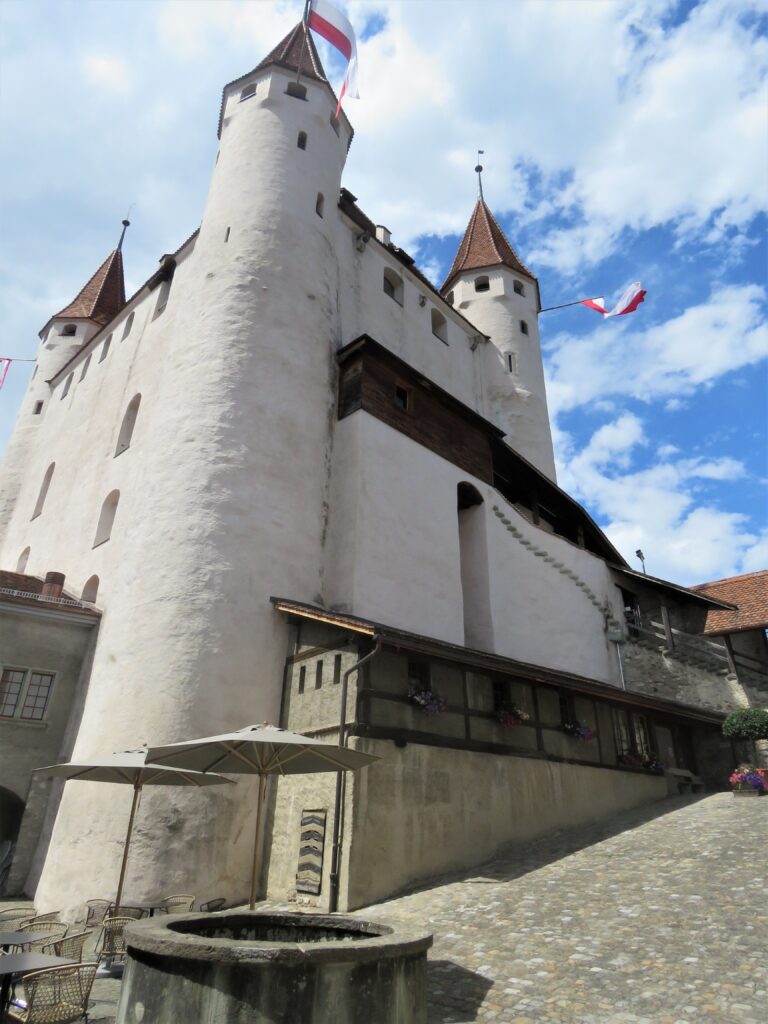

left=0, top=667, right=55, bottom=722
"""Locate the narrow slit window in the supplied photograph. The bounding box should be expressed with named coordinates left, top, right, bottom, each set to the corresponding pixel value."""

left=315, top=193, right=324, bottom=217
left=513, top=280, right=525, bottom=295
left=16, top=547, right=30, bottom=573
left=121, top=312, right=135, bottom=341
left=333, top=654, right=342, bottom=684
left=93, top=490, right=120, bottom=547
left=33, top=401, right=44, bottom=415
left=153, top=279, right=171, bottom=320
left=431, top=309, right=448, bottom=343
left=61, top=374, right=73, bottom=399
left=81, top=575, right=99, bottom=603
left=394, top=385, right=409, bottom=411
left=297, top=131, right=307, bottom=150
left=520, top=320, right=529, bottom=335
left=99, top=335, right=112, bottom=362
left=79, top=353, right=91, bottom=382
left=32, top=463, right=55, bottom=519
left=315, top=661, right=323, bottom=689
left=506, top=352, right=517, bottom=374
left=115, top=394, right=141, bottom=456
left=298, top=665, right=306, bottom=694
left=224, top=227, right=231, bottom=242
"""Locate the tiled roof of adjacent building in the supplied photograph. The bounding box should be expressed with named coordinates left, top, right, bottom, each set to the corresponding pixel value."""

left=0, top=571, right=100, bottom=619
left=691, top=570, right=768, bottom=635
left=441, top=198, right=538, bottom=294
left=48, top=249, right=126, bottom=328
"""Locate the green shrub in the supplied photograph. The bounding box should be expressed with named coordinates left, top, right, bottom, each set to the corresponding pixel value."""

left=722, top=708, right=768, bottom=741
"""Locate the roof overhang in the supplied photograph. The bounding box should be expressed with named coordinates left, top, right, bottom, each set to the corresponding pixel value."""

left=609, top=565, right=737, bottom=610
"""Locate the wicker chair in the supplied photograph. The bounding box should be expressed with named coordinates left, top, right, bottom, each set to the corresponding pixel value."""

left=10, top=922, right=67, bottom=953
left=8, top=962, right=98, bottom=1023
left=199, top=898, right=225, bottom=913
left=96, top=917, right=133, bottom=969
left=159, top=894, right=195, bottom=914
left=27, top=913, right=61, bottom=925
left=84, top=901, right=111, bottom=929
left=42, top=931, right=93, bottom=963
left=0, top=907, right=36, bottom=924
left=106, top=905, right=145, bottom=921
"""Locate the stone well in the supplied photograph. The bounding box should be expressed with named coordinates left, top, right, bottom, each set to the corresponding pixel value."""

left=115, top=910, right=433, bottom=1024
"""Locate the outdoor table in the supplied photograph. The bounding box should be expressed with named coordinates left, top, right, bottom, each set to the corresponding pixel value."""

left=0, top=931, right=51, bottom=953
left=0, top=953, right=75, bottom=1018
left=110, top=899, right=166, bottom=918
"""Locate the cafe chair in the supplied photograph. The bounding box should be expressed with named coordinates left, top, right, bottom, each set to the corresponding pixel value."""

left=42, top=932, right=93, bottom=964
left=199, top=898, right=225, bottom=913
left=8, top=961, right=98, bottom=1023
left=83, top=902, right=110, bottom=930
left=158, top=894, right=195, bottom=914
left=96, top=918, right=133, bottom=970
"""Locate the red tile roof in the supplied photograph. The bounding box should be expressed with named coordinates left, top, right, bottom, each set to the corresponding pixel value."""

left=691, top=570, right=768, bottom=635
left=441, top=199, right=537, bottom=294
left=50, top=249, right=126, bottom=328
left=0, top=571, right=100, bottom=619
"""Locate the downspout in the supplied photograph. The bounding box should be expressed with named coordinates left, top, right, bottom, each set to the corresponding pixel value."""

left=328, top=640, right=382, bottom=913
left=615, top=641, right=627, bottom=691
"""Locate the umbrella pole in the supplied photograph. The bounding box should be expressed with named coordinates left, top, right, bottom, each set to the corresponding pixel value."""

left=249, top=773, right=267, bottom=911
left=115, top=781, right=141, bottom=915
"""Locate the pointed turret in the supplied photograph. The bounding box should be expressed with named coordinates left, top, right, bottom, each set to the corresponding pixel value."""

left=441, top=199, right=538, bottom=301
left=44, top=248, right=126, bottom=334
left=444, top=199, right=555, bottom=481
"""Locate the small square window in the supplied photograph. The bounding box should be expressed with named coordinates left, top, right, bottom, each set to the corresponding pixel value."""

left=394, top=385, right=409, bottom=411
left=33, top=401, right=44, bottom=415
left=513, top=280, right=525, bottom=296
left=286, top=81, right=307, bottom=100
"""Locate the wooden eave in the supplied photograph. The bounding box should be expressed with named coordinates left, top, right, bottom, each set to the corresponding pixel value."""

left=608, top=565, right=737, bottom=610
left=270, top=597, right=726, bottom=726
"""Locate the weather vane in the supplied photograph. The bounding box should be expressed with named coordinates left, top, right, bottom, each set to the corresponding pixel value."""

left=475, top=149, right=485, bottom=200
left=118, top=203, right=134, bottom=251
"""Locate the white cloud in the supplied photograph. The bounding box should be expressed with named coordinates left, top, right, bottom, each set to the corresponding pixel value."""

left=556, top=414, right=761, bottom=584
left=545, top=284, right=768, bottom=416
left=81, top=55, right=132, bottom=94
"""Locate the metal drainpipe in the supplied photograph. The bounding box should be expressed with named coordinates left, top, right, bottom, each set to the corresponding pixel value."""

left=615, top=640, right=627, bottom=690
left=328, top=640, right=382, bottom=914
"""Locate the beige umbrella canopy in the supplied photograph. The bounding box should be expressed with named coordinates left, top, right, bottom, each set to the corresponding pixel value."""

left=35, top=750, right=234, bottom=914
left=146, top=723, right=380, bottom=909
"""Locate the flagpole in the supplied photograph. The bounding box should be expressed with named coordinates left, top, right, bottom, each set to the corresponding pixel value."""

left=539, top=298, right=597, bottom=314
left=296, top=0, right=311, bottom=85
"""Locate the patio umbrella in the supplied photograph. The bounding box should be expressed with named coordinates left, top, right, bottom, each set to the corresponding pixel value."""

left=34, top=750, right=234, bottom=914
left=146, top=723, right=380, bottom=909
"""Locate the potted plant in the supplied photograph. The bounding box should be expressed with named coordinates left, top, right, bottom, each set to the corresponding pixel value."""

left=561, top=720, right=595, bottom=741
left=722, top=708, right=768, bottom=743
left=408, top=685, right=446, bottom=715
left=728, top=765, right=765, bottom=796
left=495, top=703, right=530, bottom=728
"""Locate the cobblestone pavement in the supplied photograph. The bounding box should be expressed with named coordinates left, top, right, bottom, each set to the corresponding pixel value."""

left=3, top=793, right=766, bottom=1022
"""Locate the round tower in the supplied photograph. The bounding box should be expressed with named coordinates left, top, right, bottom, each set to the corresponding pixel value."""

left=442, top=200, right=557, bottom=482
left=32, top=24, right=354, bottom=914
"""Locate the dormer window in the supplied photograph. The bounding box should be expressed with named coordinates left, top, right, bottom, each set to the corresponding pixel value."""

left=431, top=309, right=448, bottom=343
left=60, top=324, right=77, bottom=337
left=240, top=83, right=256, bottom=101
left=520, top=320, right=529, bottom=335
left=474, top=276, right=490, bottom=293
left=513, top=280, right=525, bottom=296
left=383, top=268, right=403, bottom=305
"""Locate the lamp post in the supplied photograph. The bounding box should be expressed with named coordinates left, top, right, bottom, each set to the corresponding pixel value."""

left=635, top=549, right=646, bottom=574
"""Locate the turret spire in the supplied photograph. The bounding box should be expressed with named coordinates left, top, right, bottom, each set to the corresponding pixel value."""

left=441, top=198, right=537, bottom=295
left=41, top=246, right=126, bottom=337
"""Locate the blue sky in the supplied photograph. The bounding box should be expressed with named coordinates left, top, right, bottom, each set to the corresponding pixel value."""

left=0, top=0, right=765, bottom=585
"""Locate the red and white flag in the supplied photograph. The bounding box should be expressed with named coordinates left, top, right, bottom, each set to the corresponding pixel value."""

left=582, top=282, right=647, bottom=318
left=307, top=0, right=359, bottom=116
left=0, top=358, right=11, bottom=391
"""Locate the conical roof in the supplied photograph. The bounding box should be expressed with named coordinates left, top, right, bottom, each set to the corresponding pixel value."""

left=51, top=248, right=126, bottom=327
left=217, top=23, right=333, bottom=138
left=441, top=199, right=537, bottom=294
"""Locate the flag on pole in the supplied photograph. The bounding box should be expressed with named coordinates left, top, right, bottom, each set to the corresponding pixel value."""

left=581, top=282, right=646, bottom=318
left=307, top=0, right=359, bottom=116
left=0, top=358, right=11, bottom=391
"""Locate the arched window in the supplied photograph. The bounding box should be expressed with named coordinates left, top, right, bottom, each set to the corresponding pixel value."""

left=513, top=280, right=525, bottom=296
left=315, top=193, right=324, bottom=218
left=383, top=268, right=403, bottom=305
left=32, top=463, right=55, bottom=519
left=16, top=547, right=30, bottom=573
left=99, top=335, right=112, bottom=362
left=297, top=131, right=307, bottom=150
left=121, top=312, right=135, bottom=341
left=474, top=276, right=490, bottom=293
left=431, top=309, right=448, bottom=343
left=520, top=320, right=529, bottom=335
left=240, top=83, right=256, bottom=101
left=61, top=373, right=74, bottom=399
left=457, top=483, right=493, bottom=650
left=93, top=490, right=120, bottom=547
left=115, top=394, right=141, bottom=456
left=60, top=324, right=77, bottom=337
left=79, top=353, right=91, bottom=382
left=81, top=575, right=99, bottom=604
left=152, top=279, right=171, bottom=320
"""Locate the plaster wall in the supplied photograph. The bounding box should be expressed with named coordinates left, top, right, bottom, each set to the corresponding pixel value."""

left=6, top=66, right=354, bottom=919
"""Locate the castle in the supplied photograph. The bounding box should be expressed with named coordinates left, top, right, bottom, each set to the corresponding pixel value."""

left=2, top=24, right=766, bottom=915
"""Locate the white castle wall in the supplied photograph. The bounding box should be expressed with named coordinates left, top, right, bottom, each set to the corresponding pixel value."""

left=1, top=65, right=357, bottom=917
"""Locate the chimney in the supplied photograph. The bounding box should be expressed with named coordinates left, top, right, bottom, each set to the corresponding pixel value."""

left=375, top=225, right=391, bottom=246
left=41, top=572, right=66, bottom=599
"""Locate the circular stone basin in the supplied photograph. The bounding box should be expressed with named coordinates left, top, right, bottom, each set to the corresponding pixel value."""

left=115, top=910, right=433, bottom=1024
